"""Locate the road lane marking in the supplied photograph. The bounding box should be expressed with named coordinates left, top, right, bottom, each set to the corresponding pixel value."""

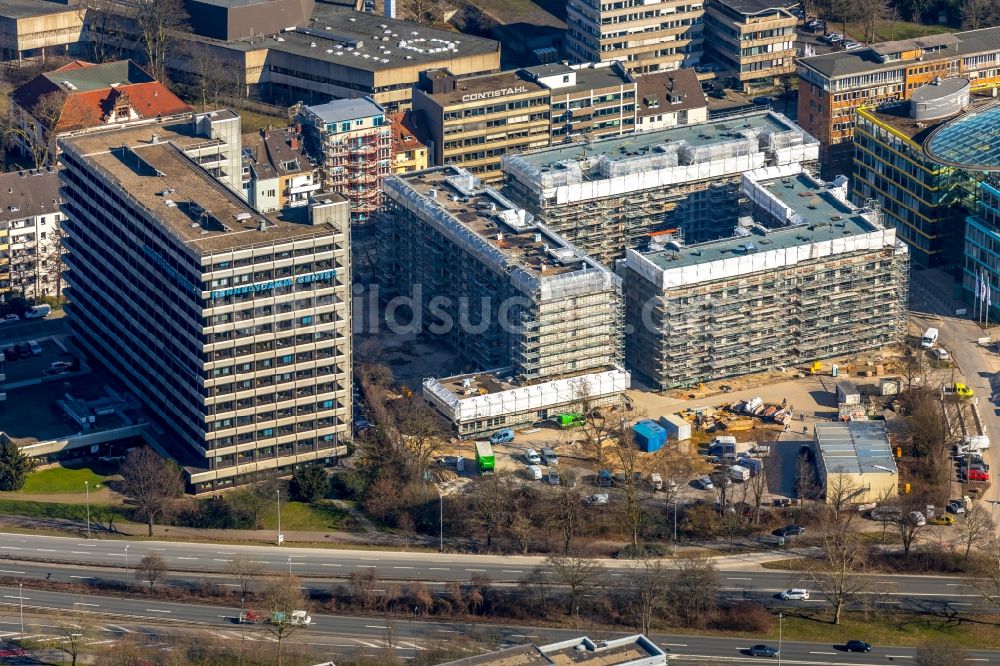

left=0, top=570, right=25, bottom=575
left=393, top=567, right=415, bottom=570
left=434, top=629, right=457, bottom=633
left=2, top=596, right=28, bottom=600
left=321, top=564, right=341, bottom=567
left=355, top=639, right=381, bottom=647
left=35, top=549, right=57, bottom=552
left=71, top=551, right=93, bottom=555
left=810, top=652, right=837, bottom=655
left=727, top=577, right=752, bottom=581
left=365, top=625, right=387, bottom=629
left=428, top=567, right=449, bottom=571
left=177, top=557, right=198, bottom=560
left=466, top=568, right=487, bottom=572
left=107, top=625, right=134, bottom=633
left=75, top=544, right=97, bottom=547
left=86, top=640, right=116, bottom=645
left=144, top=609, right=172, bottom=613
left=356, top=565, right=376, bottom=568
left=886, top=656, right=913, bottom=659
left=74, top=603, right=99, bottom=607
left=215, top=552, right=237, bottom=555
left=69, top=576, right=94, bottom=580
left=662, top=644, right=687, bottom=647
left=212, top=559, right=232, bottom=562
left=399, top=641, right=426, bottom=650
left=966, top=659, right=989, bottom=662
left=501, top=570, right=523, bottom=573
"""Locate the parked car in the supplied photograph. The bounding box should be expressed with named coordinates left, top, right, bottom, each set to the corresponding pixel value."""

left=932, top=347, right=950, bottom=360
left=585, top=493, right=609, bottom=506
left=751, top=96, right=773, bottom=105
left=908, top=510, right=927, bottom=527
left=525, top=465, right=543, bottom=481
left=931, top=515, right=955, bottom=526
left=694, top=475, right=714, bottom=490
left=524, top=448, right=541, bottom=465
left=28, top=340, right=41, bottom=356
left=947, top=500, right=966, bottom=514
left=845, top=640, right=872, bottom=653
left=779, top=588, right=810, bottom=600
left=774, top=524, right=805, bottom=537
left=650, top=472, right=663, bottom=491
left=548, top=469, right=560, bottom=485
left=0, top=314, right=19, bottom=325
left=965, top=469, right=990, bottom=482
left=842, top=40, right=862, bottom=50
left=490, top=428, right=515, bottom=444
left=540, top=447, right=559, bottom=466
left=954, top=382, right=974, bottom=399
left=748, top=645, right=780, bottom=657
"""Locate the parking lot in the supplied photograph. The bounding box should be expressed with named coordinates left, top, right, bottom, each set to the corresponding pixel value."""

left=1, top=336, right=78, bottom=387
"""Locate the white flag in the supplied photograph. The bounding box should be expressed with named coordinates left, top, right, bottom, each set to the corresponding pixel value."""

left=988, top=280, right=992, bottom=309
left=976, top=271, right=981, bottom=302
left=982, top=271, right=988, bottom=302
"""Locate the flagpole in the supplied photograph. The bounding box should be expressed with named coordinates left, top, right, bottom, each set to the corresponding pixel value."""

left=974, top=270, right=981, bottom=322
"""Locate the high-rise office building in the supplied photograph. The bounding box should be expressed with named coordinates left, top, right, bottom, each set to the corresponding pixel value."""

left=58, top=113, right=353, bottom=492
left=565, top=0, right=705, bottom=74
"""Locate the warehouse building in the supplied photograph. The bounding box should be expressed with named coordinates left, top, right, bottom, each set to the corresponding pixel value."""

left=813, top=421, right=898, bottom=504
left=377, top=166, right=629, bottom=433
left=502, top=110, right=818, bottom=266
left=58, top=114, right=353, bottom=492
left=622, top=165, right=909, bottom=390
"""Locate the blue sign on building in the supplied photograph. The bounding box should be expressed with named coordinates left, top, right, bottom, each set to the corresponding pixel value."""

left=210, top=269, right=337, bottom=300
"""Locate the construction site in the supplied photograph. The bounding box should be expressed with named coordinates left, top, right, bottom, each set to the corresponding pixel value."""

left=500, top=110, right=820, bottom=266
left=379, top=165, right=625, bottom=379
left=622, top=165, right=911, bottom=390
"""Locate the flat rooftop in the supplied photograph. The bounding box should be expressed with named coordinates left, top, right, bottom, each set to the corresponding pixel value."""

left=436, top=364, right=620, bottom=397
left=441, top=636, right=665, bottom=666
left=304, top=97, right=384, bottom=123
left=0, top=0, right=77, bottom=19
left=62, top=115, right=335, bottom=255
left=426, top=70, right=548, bottom=106
left=397, top=166, right=602, bottom=278
left=512, top=110, right=790, bottom=171
left=546, top=64, right=633, bottom=96
left=642, top=171, right=877, bottom=270
left=815, top=421, right=896, bottom=475
left=798, top=27, right=1000, bottom=80
left=212, top=5, right=499, bottom=72
left=712, top=0, right=798, bottom=15
left=861, top=89, right=995, bottom=142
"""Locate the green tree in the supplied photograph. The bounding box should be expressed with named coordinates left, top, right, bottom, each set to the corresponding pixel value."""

left=0, top=439, right=33, bottom=491
left=289, top=464, right=328, bottom=503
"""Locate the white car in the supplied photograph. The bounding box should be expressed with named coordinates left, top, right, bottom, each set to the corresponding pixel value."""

left=780, top=588, right=810, bottom=601
left=932, top=347, right=950, bottom=360
left=586, top=493, right=609, bottom=506
left=908, top=511, right=927, bottom=527
left=524, top=448, right=541, bottom=465
left=525, top=464, right=543, bottom=481
left=0, top=314, right=20, bottom=325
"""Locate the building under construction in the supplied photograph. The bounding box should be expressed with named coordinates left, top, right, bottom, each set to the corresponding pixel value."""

left=623, top=165, right=910, bottom=390
left=501, top=110, right=819, bottom=266
left=379, top=166, right=629, bottom=435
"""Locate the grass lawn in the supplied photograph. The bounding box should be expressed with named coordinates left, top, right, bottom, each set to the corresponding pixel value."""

left=239, top=109, right=292, bottom=134
left=0, top=498, right=128, bottom=523
left=17, top=463, right=117, bottom=494
left=772, top=611, right=1000, bottom=649
left=259, top=500, right=349, bottom=531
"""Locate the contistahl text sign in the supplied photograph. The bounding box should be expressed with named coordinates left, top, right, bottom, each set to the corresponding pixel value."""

left=461, top=86, right=528, bottom=103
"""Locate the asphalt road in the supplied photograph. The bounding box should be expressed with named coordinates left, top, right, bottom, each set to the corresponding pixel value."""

left=2, top=585, right=1000, bottom=664
left=0, top=533, right=992, bottom=614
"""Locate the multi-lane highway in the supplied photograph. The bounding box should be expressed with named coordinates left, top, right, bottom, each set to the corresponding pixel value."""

left=1, top=585, right=999, bottom=664
left=0, top=532, right=992, bottom=615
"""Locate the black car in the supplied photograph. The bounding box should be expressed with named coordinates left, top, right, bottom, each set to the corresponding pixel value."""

left=775, top=524, right=806, bottom=537
left=749, top=645, right=779, bottom=657
left=845, top=640, right=872, bottom=653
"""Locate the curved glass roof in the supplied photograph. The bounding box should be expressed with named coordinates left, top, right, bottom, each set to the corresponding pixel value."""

left=924, top=103, right=1000, bottom=171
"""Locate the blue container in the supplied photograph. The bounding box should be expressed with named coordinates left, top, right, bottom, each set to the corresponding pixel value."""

left=743, top=457, right=763, bottom=476
left=633, top=419, right=667, bottom=453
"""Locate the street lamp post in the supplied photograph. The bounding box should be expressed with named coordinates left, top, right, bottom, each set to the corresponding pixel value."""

left=672, top=500, right=678, bottom=553
left=18, top=582, right=23, bottom=639
left=288, top=556, right=292, bottom=576
left=778, top=612, right=783, bottom=666
left=84, top=481, right=90, bottom=539
left=438, top=492, right=444, bottom=553
left=124, top=545, right=130, bottom=592
left=276, top=489, right=282, bottom=546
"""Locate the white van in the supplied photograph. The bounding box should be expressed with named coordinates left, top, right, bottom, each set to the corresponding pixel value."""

left=920, top=327, right=939, bottom=349
left=24, top=304, right=51, bottom=319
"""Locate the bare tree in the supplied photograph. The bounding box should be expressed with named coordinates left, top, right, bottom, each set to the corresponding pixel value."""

left=552, top=484, right=582, bottom=554
left=856, top=0, right=891, bottom=43
left=962, top=0, right=1000, bottom=28
left=229, top=474, right=279, bottom=529
left=895, top=501, right=926, bottom=558
left=137, top=551, right=167, bottom=590
left=119, top=446, right=184, bottom=536
left=612, top=424, right=648, bottom=553
left=261, top=575, right=309, bottom=666
left=617, top=559, right=671, bottom=634
left=1, top=90, right=68, bottom=168
left=226, top=556, right=265, bottom=599
left=77, top=0, right=127, bottom=63
left=43, top=224, right=66, bottom=298
left=806, top=477, right=869, bottom=624
left=394, top=395, right=447, bottom=481
left=398, top=0, right=450, bottom=25
left=132, top=0, right=189, bottom=82
left=959, top=504, right=994, bottom=563
left=665, top=555, right=719, bottom=627
left=899, top=347, right=927, bottom=392
left=48, top=611, right=93, bottom=666
left=572, top=378, right=618, bottom=468
left=543, top=555, right=605, bottom=617
left=468, top=472, right=516, bottom=551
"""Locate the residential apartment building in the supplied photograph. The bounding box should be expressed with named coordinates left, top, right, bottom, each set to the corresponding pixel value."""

left=388, top=110, right=429, bottom=174
left=852, top=78, right=979, bottom=268
left=242, top=126, right=322, bottom=213
left=379, top=165, right=628, bottom=435
left=58, top=114, right=353, bottom=492
left=412, top=62, right=708, bottom=182
left=299, top=97, right=391, bottom=225
left=502, top=109, right=818, bottom=266
left=0, top=168, right=63, bottom=298
left=9, top=60, right=190, bottom=166
left=623, top=165, right=909, bottom=389
left=797, top=28, right=1000, bottom=177
left=566, top=0, right=705, bottom=74
left=703, top=0, right=797, bottom=89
